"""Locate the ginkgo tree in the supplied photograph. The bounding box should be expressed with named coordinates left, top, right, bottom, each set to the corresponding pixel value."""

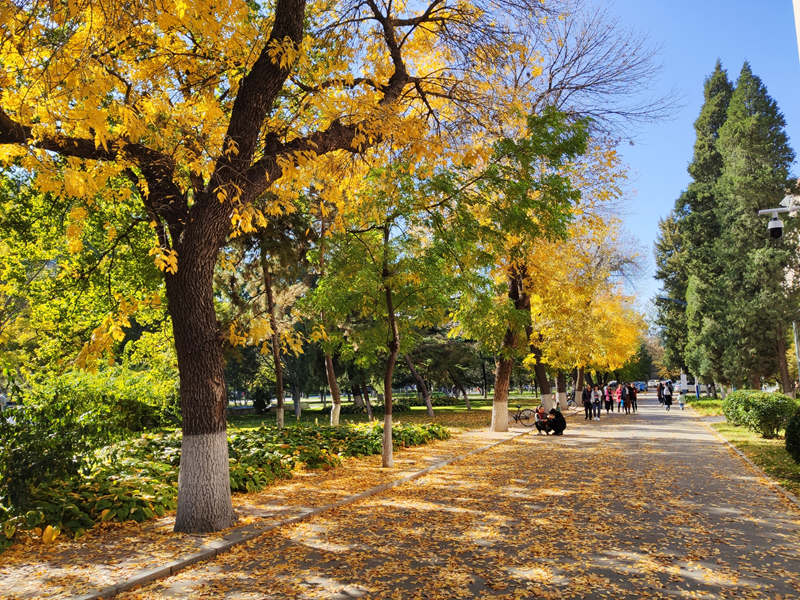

left=1, top=0, right=580, bottom=532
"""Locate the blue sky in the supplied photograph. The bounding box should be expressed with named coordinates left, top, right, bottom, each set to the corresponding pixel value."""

left=602, top=0, right=800, bottom=313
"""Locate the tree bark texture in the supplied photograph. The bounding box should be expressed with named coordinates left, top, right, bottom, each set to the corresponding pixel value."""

left=166, top=257, right=236, bottom=533
left=381, top=228, right=399, bottom=468
left=492, top=267, right=529, bottom=432
left=262, top=264, right=285, bottom=428
left=576, top=366, right=584, bottom=392
left=326, top=353, right=342, bottom=425
left=405, top=354, right=434, bottom=417
left=492, top=355, right=512, bottom=432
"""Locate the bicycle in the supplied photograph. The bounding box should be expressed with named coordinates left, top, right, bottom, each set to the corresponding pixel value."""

left=509, top=404, right=536, bottom=427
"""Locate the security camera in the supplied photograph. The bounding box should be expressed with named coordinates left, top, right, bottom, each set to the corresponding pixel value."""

left=768, top=215, right=783, bottom=239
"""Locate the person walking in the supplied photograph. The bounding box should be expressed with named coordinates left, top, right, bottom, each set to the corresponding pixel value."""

left=592, top=385, right=602, bottom=420
left=657, top=381, right=664, bottom=404
left=616, top=384, right=623, bottom=412
left=630, top=384, right=638, bottom=413
left=604, top=383, right=612, bottom=414
left=663, top=380, right=673, bottom=411
left=622, top=383, right=631, bottom=414
left=582, top=384, right=592, bottom=420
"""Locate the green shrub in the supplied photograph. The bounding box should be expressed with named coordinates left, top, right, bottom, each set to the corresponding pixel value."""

left=722, top=390, right=751, bottom=426
left=0, top=420, right=450, bottom=550
left=785, top=409, right=800, bottom=463
left=723, top=390, right=797, bottom=438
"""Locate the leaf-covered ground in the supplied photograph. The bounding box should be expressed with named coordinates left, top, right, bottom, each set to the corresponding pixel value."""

left=5, top=396, right=800, bottom=599
left=124, top=396, right=799, bottom=599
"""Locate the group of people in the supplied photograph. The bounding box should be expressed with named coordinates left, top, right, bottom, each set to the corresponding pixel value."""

left=656, top=380, right=683, bottom=411
left=533, top=406, right=567, bottom=435
left=581, top=382, right=639, bottom=420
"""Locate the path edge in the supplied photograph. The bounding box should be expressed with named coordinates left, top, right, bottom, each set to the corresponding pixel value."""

left=73, top=427, right=533, bottom=600
left=690, top=407, right=800, bottom=513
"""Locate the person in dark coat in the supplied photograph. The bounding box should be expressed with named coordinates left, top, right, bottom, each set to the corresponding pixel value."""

left=657, top=381, right=664, bottom=404
left=582, top=384, right=592, bottom=420
left=630, top=384, right=638, bottom=413
left=548, top=409, right=567, bottom=435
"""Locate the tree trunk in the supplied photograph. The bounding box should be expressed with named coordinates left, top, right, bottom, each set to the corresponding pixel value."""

left=492, top=268, right=529, bottom=432
left=353, top=386, right=365, bottom=409
left=481, top=360, right=488, bottom=399
left=381, top=228, right=399, bottom=468
left=166, top=258, right=236, bottom=534
left=556, top=371, right=567, bottom=411
left=405, top=354, right=434, bottom=417
left=325, top=353, right=342, bottom=425
left=292, top=384, right=302, bottom=419
left=530, top=344, right=554, bottom=410
left=585, top=371, right=594, bottom=387
left=262, top=265, right=284, bottom=429
left=749, top=372, right=760, bottom=390
left=576, top=367, right=585, bottom=394
left=492, top=353, right=513, bottom=432
left=777, top=325, right=793, bottom=395
left=361, top=384, right=374, bottom=420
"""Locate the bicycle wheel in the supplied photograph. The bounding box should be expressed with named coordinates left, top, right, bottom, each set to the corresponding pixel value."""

left=518, top=409, right=536, bottom=427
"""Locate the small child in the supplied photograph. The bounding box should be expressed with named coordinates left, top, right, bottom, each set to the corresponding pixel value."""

left=679, top=388, right=686, bottom=410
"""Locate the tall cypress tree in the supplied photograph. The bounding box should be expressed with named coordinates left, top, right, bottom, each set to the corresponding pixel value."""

left=654, top=210, right=688, bottom=373
left=715, top=62, right=798, bottom=389
left=682, top=62, right=733, bottom=384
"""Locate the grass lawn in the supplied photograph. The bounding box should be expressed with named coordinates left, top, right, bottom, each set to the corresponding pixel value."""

left=712, top=421, right=800, bottom=497
left=686, top=396, right=725, bottom=416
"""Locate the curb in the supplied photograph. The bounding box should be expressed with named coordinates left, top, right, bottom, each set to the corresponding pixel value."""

left=689, top=406, right=800, bottom=513
left=73, top=427, right=533, bottom=600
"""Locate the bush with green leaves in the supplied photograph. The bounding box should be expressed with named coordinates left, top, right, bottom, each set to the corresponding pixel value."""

left=722, top=390, right=797, bottom=438
left=0, top=421, right=449, bottom=550
left=785, top=409, right=800, bottom=463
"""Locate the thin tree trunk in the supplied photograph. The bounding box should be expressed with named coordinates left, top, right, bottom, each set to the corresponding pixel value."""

left=292, top=384, right=301, bottom=419
left=405, top=354, right=434, bottom=417
left=556, top=371, right=567, bottom=411
left=576, top=367, right=585, bottom=394
left=481, top=360, right=488, bottom=399
left=361, top=384, right=374, bottom=420
left=777, top=325, right=793, bottom=396
left=381, top=226, right=399, bottom=467
left=166, top=257, right=236, bottom=533
left=585, top=371, right=594, bottom=387
left=262, top=264, right=284, bottom=429
left=326, top=354, right=342, bottom=425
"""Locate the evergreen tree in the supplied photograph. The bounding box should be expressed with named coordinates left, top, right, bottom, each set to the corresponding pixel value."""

left=681, top=62, right=733, bottom=383
left=714, top=62, right=798, bottom=388
left=654, top=211, right=688, bottom=372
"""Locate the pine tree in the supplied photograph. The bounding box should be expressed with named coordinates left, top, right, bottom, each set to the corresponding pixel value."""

left=654, top=211, right=688, bottom=372
left=714, top=62, right=798, bottom=388
left=681, top=62, right=733, bottom=383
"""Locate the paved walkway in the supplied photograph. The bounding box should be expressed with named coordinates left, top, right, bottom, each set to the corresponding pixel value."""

left=6, top=396, right=800, bottom=599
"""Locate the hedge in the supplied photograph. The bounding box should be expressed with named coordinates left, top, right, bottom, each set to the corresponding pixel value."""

left=722, top=390, right=798, bottom=438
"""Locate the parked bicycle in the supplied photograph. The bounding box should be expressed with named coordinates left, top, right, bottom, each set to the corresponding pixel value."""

left=509, top=404, right=536, bottom=427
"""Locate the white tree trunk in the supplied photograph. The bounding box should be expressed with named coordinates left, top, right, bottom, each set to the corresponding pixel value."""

left=330, top=403, right=341, bottom=426
left=556, top=391, right=567, bottom=411
left=276, top=406, right=284, bottom=428
left=491, top=399, right=509, bottom=432
left=175, top=431, right=236, bottom=532
left=541, top=393, right=556, bottom=411
left=381, top=412, right=394, bottom=467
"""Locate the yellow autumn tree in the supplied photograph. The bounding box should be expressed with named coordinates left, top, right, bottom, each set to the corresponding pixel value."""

left=2, top=0, right=595, bottom=532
